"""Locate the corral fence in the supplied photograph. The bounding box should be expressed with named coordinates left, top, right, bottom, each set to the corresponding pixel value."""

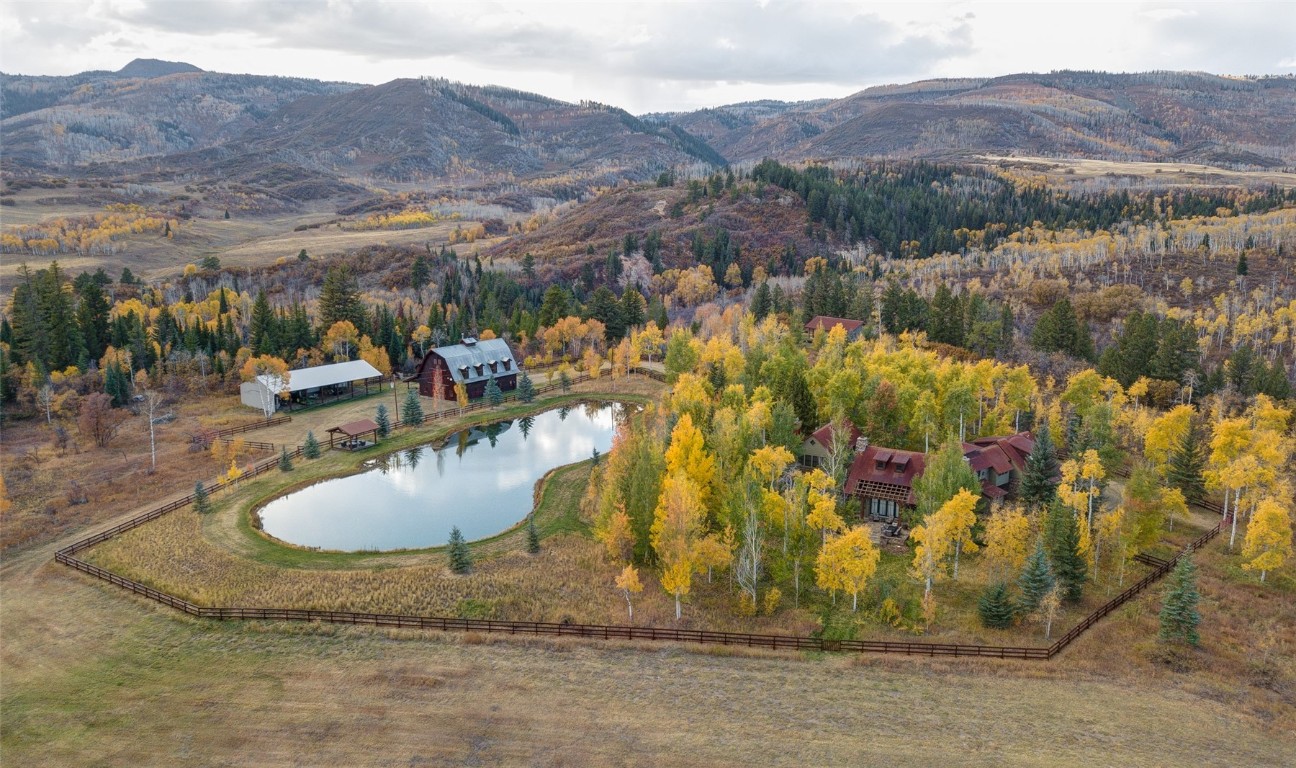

left=55, top=367, right=1214, bottom=660
left=192, top=414, right=291, bottom=445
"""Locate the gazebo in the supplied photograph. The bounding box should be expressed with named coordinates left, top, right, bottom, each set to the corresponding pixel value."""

left=326, top=418, right=380, bottom=451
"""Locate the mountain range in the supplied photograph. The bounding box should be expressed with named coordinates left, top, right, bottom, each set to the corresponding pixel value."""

left=3, top=61, right=1294, bottom=201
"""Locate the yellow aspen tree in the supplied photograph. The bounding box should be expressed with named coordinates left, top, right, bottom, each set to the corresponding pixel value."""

left=816, top=526, right=880, bottom=611
left=806, top=487, right=845, bottom=544
left=1162, top=487, right=1188, bottom=533
left=615, top=565, right=643, bottom=621
left=239, top=354, right=290, bottom=418
left=940, top=489, right=980, bottom=578
left=1095, top=507, right=1126, bottom=587
left=454, top=382, right=468, bottom=412
left=983, top=504, right=1031, bottom=579
left=693, top=529, right=733, bottom=583
left=1242, top=499, right=1292, bottom=583
left=910, top=512, right=951, bottom=602
left=583, top=346, right=601, bottom=379
left=595, top=504, right=634, bottom=563
left=663, top=413, right=717, bottom=512
left=651, top=472, right=705, bottom=620
left=1078, top=449, right=1105, bottom=530
left=1207, top=417, right=1251, bottom=548
left=1144, top=404, right=1194, bottom=475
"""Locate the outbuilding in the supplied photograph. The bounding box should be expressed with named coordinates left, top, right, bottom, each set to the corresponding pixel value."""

left=239, top=359, right=384, bottom=413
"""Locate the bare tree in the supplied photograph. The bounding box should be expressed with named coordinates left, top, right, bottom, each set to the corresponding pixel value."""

left=36, top=383, right=55, bottom=424
left=78, top=393, right=128, bottom=449
left=143, top=389, right=167, bottom=472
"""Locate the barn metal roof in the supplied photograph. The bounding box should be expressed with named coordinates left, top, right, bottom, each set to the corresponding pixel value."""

left=259, top=359, right=383, bottom=393
left=428, top=338, right=517, bottom=384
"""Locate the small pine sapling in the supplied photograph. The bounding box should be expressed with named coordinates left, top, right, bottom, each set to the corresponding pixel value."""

left=447, top=526, right=472, bottom=574
left=303, top=431, right=321, bottom=459
left=193, top=481, right=210, bottom=514
left=526, top=515, right=540, bottom=554
left=978, top=582, right=1015, bottom=629
left=1158, top=555, right=1201, bottom=646
left=278, top=447, right=293, bottom=472
left=517, top=371, right=536, bottom=403
left=374, top=404, right=391, bottom=438
left=402, top=388, right=424, bottom=426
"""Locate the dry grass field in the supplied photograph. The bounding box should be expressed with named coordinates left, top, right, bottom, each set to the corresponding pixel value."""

left=979, top=155, right=1296, bottom=189
left=3, top=519, right=1294, bottom=766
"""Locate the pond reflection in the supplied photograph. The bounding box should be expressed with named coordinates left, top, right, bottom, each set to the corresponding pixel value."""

left=257, top=403, right=625, bottom=551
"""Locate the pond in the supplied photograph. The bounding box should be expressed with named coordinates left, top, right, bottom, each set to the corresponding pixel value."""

left=256, top=402, right=624, bottom=551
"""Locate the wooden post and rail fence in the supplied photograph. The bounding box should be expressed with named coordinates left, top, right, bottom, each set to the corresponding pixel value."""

left=56, top=366, right=1220, bottom=661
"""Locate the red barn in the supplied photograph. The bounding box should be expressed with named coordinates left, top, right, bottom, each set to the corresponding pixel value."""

left=415, top=337, right=519, bottom=401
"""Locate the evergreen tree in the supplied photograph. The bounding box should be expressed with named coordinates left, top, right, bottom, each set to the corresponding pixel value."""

left=1031, top=297, right=1094, bottom=360
left=928, top=284, right=965, bottom=347
left=1044, top=502, right=1087, bottom=603
left=526, top=515, right=541, bottom=554
left=517, top=371, right=536, bottom=403
left=751, top=282, right=773, bottom=321
left=1236, top=253, right=1248, bottom=276
left=1017, top=540, right=1055, bottom=615
left=978, top=582, right=1016, bottom=629
left=558, top=370, right=572, bottom=392
left=485, top=377, right=504, bottom=406
left=620, top=288, right=646, bottom=329
left=318, top=265, right=365, bottom=329
left=278, top=447, right=294, bottom=472
left=1167, top=420, right=1207, bottom=504
left=374, top=404, right=391, bottom=438
left=76, top=280, right=111, bottom=362
left=193, top=481, right=211, bottom=514
left=303, top=431, right=321, bottom=459
left=402, top=388, right=424, bottom=426
left=447, top=526, right=472, bottom=574
left=249, top=290, right=275, bottom=355
left=1020, top=422, right=1060, bottom=508
left=1158, top=555, right=1201, bottom=646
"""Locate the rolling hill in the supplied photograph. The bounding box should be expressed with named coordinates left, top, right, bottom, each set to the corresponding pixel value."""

left=659, top=71, right=1296, bottom=168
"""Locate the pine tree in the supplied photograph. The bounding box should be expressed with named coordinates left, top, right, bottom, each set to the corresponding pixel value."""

left=319, top=264, right=365, bottom=329
left=1020, top=421, right=1060, bottom=508
left=978, top=582, right=1016, bottom=629
left=278, top=447, right=293, bottom=472
left=1167, top=420, right=1207, bottom=503
left=303, top=431, right=321, bottom=459
left=447, top=526, right=472, bottom=574
left=1158, top=555, right=1201, bottom=646
left=751, top=282, right=773, bottom=321
left=485, top=377, right=504, bottom=406
left=192, top=481, right=210, bottom=514
left=1044, top=502, right=1087, bottom=603
left=558, top=370, right=572, bottom=392
left=374, top=404, right=391, bottom=438
left=1017, top=541, right=1055, bottom=615
left=1236, top=253, right=1248, bottom=276
left=402, top=388, right=424, bottom=426
left=517, top=371, right=535, bottom=403
left=526, top=515, right=540, bottom=554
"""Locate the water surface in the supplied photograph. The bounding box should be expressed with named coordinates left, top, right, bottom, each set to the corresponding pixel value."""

left=257, top=403, right=621, bottom=551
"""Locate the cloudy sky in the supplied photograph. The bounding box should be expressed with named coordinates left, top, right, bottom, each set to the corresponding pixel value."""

left=2, top=1, right=1294, bottom=112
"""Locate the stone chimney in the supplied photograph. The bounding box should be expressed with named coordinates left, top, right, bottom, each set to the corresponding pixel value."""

left=854, top=436, right=869, bottom=454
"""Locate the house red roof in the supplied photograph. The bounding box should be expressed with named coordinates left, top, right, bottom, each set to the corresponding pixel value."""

left=810, top=422, right=863, bottom=449
left=846, top=445, right=927, bottom=505
left=804, top=316, right=864, bottom=335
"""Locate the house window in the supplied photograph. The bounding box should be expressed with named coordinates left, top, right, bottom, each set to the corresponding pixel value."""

left=503, top=360, right=512, bottom=371
left=875, top=460, right=886, bottom=471
left=475, top=364, right=484, bottom=376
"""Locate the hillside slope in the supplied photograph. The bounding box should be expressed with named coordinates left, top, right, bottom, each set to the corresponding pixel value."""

left=665, top=72, right=1296, bottom=168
